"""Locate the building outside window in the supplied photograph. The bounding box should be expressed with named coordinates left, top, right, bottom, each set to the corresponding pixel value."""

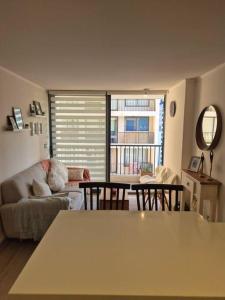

left=111, top=117, right=118, bottom=143
left=110, top=96, right=164, bottom=176
left=111, top=99, right=118, bottom=110
left=125, top=99, right=149, bottom=107
left=125, top=117, right=149, bottom=131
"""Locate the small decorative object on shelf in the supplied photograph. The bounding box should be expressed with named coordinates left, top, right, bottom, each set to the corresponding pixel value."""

left=34, top=122, right=40, bottom=134
left=39, top=123, right=43, bottom=134
left=199, top=152, right=205, bottom=177
left=188, top=156, right=201, bottom=172
left=209, top=150, right=214, bottom=180
left=33, top=101, right=44, bottom=115
left=7, top=115, right=18, bottom=130
left=30, top=103, right=36, bottom=116
left=30, top=102, right=46, bottom=117
left=30, top=122, right=34, bottom=136
left=13, top=107, right=24, bottom=129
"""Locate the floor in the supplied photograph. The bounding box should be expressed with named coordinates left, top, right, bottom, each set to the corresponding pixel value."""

left=0, top=195, right=147, bottom=299
left=128, top=193, right=139, bottom=210
left=0, top=239, right=38, bottom=300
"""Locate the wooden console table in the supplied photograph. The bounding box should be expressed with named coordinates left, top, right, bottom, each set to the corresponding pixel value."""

left=180, top=169, right=220, bottom=221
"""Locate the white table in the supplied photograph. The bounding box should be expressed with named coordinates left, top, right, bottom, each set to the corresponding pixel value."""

left=9, top=211, right=225, bottom=299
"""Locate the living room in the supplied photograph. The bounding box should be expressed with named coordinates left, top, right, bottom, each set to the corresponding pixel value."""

left=1, top=1, right=225, bottom=299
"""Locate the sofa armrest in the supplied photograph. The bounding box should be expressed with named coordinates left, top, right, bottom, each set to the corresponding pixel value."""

left=67, top=167, right=91, bottom=181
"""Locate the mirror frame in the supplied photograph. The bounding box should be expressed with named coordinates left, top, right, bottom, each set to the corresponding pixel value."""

left=195, top=105, right=222, bottom=151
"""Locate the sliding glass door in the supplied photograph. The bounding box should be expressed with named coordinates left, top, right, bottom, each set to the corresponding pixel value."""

left=50, top=93, right=107, bottom=181
left=110, top=95, right=165, bottom=177
left=49, top=91, right=165, bottom=181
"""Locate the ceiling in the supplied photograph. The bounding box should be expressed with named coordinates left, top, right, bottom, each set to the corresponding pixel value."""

left=0, top=0, right=225, bottom=90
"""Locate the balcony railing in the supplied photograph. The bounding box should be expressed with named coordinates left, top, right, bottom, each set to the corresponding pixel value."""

left=111, top=132, right=154, bottom=144
left=111, top=100, right=156, bottom=111
left=111, top=144, right=163, bottom=175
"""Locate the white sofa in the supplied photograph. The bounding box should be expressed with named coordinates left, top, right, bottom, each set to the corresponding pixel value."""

left=0, top=161, right=84, bottom=240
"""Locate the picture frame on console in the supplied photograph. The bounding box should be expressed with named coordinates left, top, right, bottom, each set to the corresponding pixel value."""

left=188, top=156, right=201, bottom=172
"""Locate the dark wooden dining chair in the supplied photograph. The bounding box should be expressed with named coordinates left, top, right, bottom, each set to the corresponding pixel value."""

left=131, top=183, right=184, bottom=211
left=79, top=182, right=130, bottom=210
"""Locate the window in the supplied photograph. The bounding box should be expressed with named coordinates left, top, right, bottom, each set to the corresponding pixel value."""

left=111, top=99, right=118, bottom=110
left=125, top=117, right=149, bottom=131
left=111, top=117, right=117, bottom=132
left=111, top=117, right=118, bottom=143
left=50, top=94, right=106, bottom=181
left=125, top=100, right=137, bottom=106
left=126, top=118, right=136, bottom=131
left=125, top=99, right=149, bottom=107
left=138, top=118, right=149, bottom=131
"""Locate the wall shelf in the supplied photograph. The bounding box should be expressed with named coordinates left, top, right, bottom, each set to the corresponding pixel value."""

left=5, top=128, right=30, bottom=132
left=29, top=114, right=46, bottom=118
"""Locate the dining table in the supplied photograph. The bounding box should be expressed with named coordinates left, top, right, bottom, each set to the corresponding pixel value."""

left=9, top=210, right=225, bottom=299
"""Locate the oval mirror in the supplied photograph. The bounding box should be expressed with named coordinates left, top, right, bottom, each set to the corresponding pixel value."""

left=196, top=105, right=222, bottom=150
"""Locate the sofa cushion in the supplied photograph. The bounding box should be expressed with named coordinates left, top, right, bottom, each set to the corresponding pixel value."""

left=60, top=181, right=81, bottom=192
left=68, top=168, right=84, bottom=181
left=68, top=167, right=90, bottom=181
left=1, top=163, right=47, bottom=204
left=48, top=171, right=65, bottom=192
left=139, top=175, right=156, bottom=184
left=33, top=179, right=52, bottom=197
left=50, top=159, right=68, bottom=183
left=67, top=191, right=84, bottom=210
left=41, top=159, right=51, bottom=173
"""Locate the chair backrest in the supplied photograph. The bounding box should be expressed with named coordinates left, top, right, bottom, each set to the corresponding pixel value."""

left=131, top=183, right=184, bottom=211
left=79, top=182, right=130, bottom=210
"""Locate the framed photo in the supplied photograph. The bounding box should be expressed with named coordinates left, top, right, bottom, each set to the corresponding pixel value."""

left=7, top=115, right=18, bottom=129
left=34, top=122, right=39, bottom=134
left=39, top=123, right=43, bottom=134
left=12, top=107, right=24, bottom=130
left=30, top=122, right=34, bottom=136
left=33, top=101, right=43, bottom=115
left=188, top=156, right=201, bottom=172
left=30, top=104, right=36, bottom=115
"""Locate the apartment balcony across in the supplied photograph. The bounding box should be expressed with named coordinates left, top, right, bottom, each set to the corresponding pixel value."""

left=111, top=99, right=156, bottom=112
left=111, top=131, right=154, bottom=144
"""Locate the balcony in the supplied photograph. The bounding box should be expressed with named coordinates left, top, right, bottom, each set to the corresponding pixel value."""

left=111, top=132, right=154, bottom=144
left=110, top=144, right=163, bottom=176
left=111, top=99, right=156, bottom=112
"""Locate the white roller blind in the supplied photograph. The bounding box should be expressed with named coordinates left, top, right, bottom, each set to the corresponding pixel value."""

left=50, top=95, right=106, bottom=181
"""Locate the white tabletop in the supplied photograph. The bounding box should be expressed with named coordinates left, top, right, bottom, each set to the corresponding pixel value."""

left=9, top=211, right=225, bottom=299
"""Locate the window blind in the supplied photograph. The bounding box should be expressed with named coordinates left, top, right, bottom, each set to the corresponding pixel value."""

left=50, top=95, right=106, bottom=181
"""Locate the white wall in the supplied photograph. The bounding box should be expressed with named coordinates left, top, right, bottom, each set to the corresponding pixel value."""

left=164, top=80, right=186, bottom=176
left=0, top=66, right=48, bottom=242
left=192, top=63, right=225, bottom=221
left=164, top=63, right=225, bottom=221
